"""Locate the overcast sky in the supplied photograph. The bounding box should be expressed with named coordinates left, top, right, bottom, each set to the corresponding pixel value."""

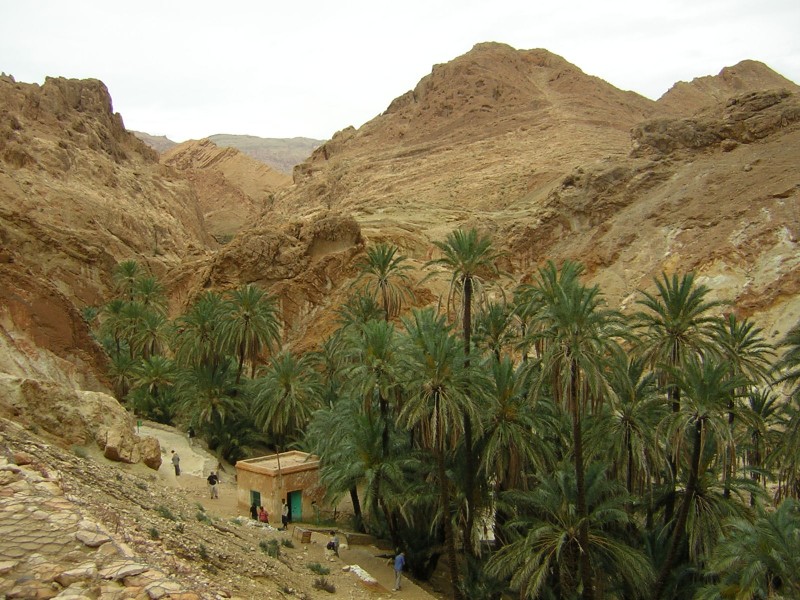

left=2, top=0, right=798, bottom=142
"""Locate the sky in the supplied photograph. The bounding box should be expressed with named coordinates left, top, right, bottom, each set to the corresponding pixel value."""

left=2, top=0, right=799, bottom=142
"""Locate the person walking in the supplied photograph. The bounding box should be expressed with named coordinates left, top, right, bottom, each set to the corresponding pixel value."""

left=170, top=450, right=180, bottom=476
left=250, top=503, right=259, bottom=520
left=392, top=550, right=405, bottom=591
left=207, top=471, right=219, bottom=499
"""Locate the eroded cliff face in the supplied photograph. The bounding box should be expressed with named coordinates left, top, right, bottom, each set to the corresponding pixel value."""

left=1, top=45, right=799, bottom=457
left=0, top=76, right=213, bottom=465
left=161, top=138, right=292, bottom=241
left=270, top=44, right=800, bottom=343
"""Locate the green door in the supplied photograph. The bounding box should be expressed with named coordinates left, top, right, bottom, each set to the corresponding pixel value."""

left=250, top=490, right=261, bottom=507
left=288, top=490, right=302, bottom=522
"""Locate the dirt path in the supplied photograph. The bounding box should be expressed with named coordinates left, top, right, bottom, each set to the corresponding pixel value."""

left=139, top=422, right=440, bottom=599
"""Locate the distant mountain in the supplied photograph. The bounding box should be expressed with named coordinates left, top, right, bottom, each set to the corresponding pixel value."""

left=208, top=134, right=323, bottom=175
left=133, top=132, right=323, bottom=175
left=131, top=131, right=178, bottom=153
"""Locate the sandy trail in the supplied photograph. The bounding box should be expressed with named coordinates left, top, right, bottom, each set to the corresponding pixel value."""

left=139, top=422, right=440, bottom=598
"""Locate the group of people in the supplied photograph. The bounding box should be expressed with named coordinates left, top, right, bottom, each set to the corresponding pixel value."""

left=248, top=499, right=290, bottom=530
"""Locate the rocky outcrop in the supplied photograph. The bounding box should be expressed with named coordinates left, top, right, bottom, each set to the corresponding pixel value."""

left=657, top=59, right=800, bottom=115
left=162, top=139, right=291, bottom=240
left=0, top=75, right=215, bottom=312
left=632, top=89, right=800, bottom=155
left=0, top=375, right=160, bottom=468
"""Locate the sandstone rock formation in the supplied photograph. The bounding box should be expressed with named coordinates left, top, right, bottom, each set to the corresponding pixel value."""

left=267, top=42, right=800, bottom=343
left=2, top=41, right=800, bottom=470
left=162, top=138, right=292, bottom=241
left=208, top=134, right=323, bottom=174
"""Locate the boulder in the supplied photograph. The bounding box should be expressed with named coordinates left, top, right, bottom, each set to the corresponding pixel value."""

left=138, top=436, right=162, bottom=470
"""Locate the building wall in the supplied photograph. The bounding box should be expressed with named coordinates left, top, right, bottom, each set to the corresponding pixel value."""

left=236, top=466, right=325, bottom=525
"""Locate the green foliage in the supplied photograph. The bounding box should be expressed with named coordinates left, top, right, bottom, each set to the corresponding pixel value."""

left=281, top=538, right=294, bottom=548
left=307, top=562, right=330, bottom=575
left=148, top=527, right=160, bottom=540
left=71, top=445, right=88, bottom=459
left=259, top=539, right=280, bottom=558
left=156, top=505, right=177, bottom=521
left=92, top=238, right=800, bottom=600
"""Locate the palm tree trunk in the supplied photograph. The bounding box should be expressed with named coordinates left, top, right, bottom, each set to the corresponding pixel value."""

left=570, top=362, right=594, bottom=600
left=653, top=418, right=703, bottom=600
left=349, top=487, right=366, bottom=532
left=461, top=276, right=476, bottom=555
left=438, top=445, right=463, bottom=600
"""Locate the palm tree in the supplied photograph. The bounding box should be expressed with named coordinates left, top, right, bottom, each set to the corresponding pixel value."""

left=398, top=307, right=481, bottom=600
left=427, top=227, right=501, bottom=553
left=344, top=319, right=402, bottom=457
left=336, top=291, right=385, bottom=330
left=696, top=498, right=800, bottom=599
left=634, top=272, right=722, bottom=521
left=712, top=313, right=775, bottom=498
left=309, top=399, right=408, bottom=545
left=595, top=353, right=667, bottom=511
left=219, top=284, right=281, bottom=383
left=521, top=260, right=624, bottom=599
left=112, top=259, right=141, bottom=302
left=487, top=463, right=654, bottom=599
left=175, top=357, right=242, bottom=430
left=98, top=298, right=128, bottom=359
left=474, top=300, right=516, bottom=362
left=252, top=351, right=321, bottom=475
left=131, top=309, right=169, bottom=360
left=133, top=275, right=167, bottom=316
left=357, top=242, right=415, bottom=321
left=772, top=321, right=800, bottom=499
left=129, top=354, right=177, bottom=423
left=172, top=291, right=225, bottom=373
left=479, top=356, right=550, bottom=548
left=652, top=355, right=747, bottom=599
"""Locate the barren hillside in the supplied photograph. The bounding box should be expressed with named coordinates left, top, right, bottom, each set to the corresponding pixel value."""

left=162, top=139, right=292, bottom=241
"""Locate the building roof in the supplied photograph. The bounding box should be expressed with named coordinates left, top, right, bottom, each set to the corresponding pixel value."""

left=235, top=450, right=320, bottom=477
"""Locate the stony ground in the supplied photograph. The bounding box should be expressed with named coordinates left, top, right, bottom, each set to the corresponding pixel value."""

left=0, top=418, right=440, bottom=599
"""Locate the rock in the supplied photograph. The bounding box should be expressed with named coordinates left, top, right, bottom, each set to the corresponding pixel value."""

left=13, top=451, right=35, bottom=465
left=100, top=427, right=140, bottom=464
left=55, top=563, right=98, bottom=587
left=138, top=436, right=162, bottom=470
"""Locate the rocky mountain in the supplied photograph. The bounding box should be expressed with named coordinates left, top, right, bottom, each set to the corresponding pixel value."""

left=161, top=139, right=292, bottom=241
left=131, top=130, right=178, bottom=154
left=1, top=41, right=800, bottom=596
left=133, top=131, right=323, bottom=175
left=208, top=134, right=323, bottom=174
left=262, top=43, right=800, bottom=343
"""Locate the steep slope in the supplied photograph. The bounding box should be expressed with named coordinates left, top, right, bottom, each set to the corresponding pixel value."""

left=279, top=43, right=665, bottom=241
left=162, top=139, right=292, bottom=240
left=250, top=43, right=799, bottom=343
left=0, top=75, right=215, bottom=309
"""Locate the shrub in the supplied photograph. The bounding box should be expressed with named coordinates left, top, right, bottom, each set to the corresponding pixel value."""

left=196, top=511, right=212, bottom=524
left=156, top=505, right=177, bottom=521
left=281, top=538, right=295, bottom=548
left=260, top=539, right=280, bottom=558
left=308, top=562, right=331, bottom=576
left=149, top=527, right=160, bottom=540
left=313, top=577, right=336, bottom=593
